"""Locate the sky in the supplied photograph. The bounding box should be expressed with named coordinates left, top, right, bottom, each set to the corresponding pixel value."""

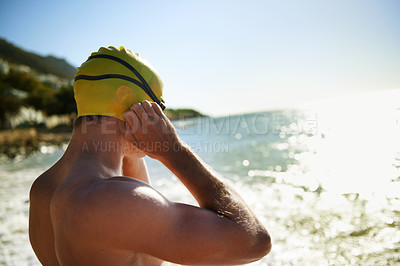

left=0, top=0, right=399, bottom=116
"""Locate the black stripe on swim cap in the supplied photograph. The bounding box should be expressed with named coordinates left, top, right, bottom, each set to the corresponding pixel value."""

left=75, top=74, right=146, bottom=90
left=86, top=54, right=165, bottom=110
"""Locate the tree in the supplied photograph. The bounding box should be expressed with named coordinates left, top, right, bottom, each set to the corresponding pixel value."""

left=24, top=84, right=55, bottom=111
left=0, top=78, right=22, bottom=129
left=43, top=85, right=76, bottom=116
left=0, top=70, right=77, bottom=128
left=3, top=69, right=42, bottom=92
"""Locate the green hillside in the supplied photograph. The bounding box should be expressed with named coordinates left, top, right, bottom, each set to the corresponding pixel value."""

left=0, top=38, right=76, bottom=79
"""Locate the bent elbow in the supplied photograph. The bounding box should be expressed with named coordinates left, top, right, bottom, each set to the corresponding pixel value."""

left=241, top=230, right=271, bottom=263
left=258, top=231, right=272, bottom=257
left=252, top=230, right=272, bottom=260
left=224, top=230, right=272, bottom=265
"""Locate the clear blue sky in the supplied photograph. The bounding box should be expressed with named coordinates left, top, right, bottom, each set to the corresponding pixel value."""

left=1, top=0, right=399, bottom=115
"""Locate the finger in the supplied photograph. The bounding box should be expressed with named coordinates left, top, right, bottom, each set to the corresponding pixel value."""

left=141, top=100, right=159, bottom=120
left=130, top=102, right=150, bottom=123
left=123, top=110, right=141, bottom=132
left=151, top=101, right=164, bottom=117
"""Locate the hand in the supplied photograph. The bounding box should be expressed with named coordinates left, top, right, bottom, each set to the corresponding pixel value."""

left=122, top=156, right=150, bottom=184
left=123, top=101, right=182, bottom=160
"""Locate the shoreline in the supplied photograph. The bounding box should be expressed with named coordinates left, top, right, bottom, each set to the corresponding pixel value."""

left=0, top=127, right=72, bottom=160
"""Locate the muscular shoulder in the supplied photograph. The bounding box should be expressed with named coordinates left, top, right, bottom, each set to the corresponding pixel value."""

left=29, top=168, right=64, bottom=265
left=30, top=168, right=66, bottom=214
left=78, top=177, right=169, bottom=209
left=30, top=169, right=61, bottom=208
left=55, top=176, right=172, bottom=247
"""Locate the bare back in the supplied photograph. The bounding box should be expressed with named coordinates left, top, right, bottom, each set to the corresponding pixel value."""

left=29, top=157, right=168, bottom=266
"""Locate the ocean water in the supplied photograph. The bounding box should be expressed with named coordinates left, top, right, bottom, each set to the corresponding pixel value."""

left=0, top=90, right=399, bottom=265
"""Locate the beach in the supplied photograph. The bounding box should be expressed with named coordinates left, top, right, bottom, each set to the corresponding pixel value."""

left=0, top=90, right=399, bottom=265
left=0, top=128, right=71, bottom=160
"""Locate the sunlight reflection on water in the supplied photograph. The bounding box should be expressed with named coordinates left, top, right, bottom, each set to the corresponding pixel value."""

left=0, top=90, right=399, bottom=265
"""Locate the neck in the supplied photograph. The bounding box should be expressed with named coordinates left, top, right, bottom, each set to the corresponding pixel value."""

left=63, top=118, right=128, bottom=179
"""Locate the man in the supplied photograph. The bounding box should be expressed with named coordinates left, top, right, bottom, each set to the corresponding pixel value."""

left=29, top=46, right=271, bottom=265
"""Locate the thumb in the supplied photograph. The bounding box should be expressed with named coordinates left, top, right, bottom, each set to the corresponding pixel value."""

left=123, top=110, right=141, bottom=133
left=123, top=121, right=132, bottom=133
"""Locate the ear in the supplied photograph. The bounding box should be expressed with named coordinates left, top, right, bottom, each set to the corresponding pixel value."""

left=115, top=85, right=136, bottom=113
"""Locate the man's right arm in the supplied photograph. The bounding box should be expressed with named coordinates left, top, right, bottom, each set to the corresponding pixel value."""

left=121, top=101, right=271, bottom=263
left=161, top=142, right=271, bottom=263
left=84, top=178, right=270, bottom=265
left=160, top=140, right=271, bottom=251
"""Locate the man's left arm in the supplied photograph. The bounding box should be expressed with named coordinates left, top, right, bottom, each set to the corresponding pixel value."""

left=122, top=156, right=150, bottom=184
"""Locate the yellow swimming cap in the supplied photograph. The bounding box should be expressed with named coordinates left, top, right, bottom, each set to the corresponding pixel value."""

left=74, top=46, right=164, bottom=121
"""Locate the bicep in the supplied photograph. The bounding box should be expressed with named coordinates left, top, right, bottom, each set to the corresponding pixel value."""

left=88, top=182, right=257, bottom=265
left=141, top=202, right=253, bottom=265
left=120, top=188, right=254, bottom=265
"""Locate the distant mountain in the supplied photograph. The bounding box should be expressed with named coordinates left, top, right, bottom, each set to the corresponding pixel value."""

left=0, top=38, right=76, bottom=79
left=164, top=108, right=207, bottom=120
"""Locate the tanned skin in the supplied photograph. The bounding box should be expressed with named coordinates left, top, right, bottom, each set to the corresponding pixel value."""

left=29, top=100, right=271, bottom=265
